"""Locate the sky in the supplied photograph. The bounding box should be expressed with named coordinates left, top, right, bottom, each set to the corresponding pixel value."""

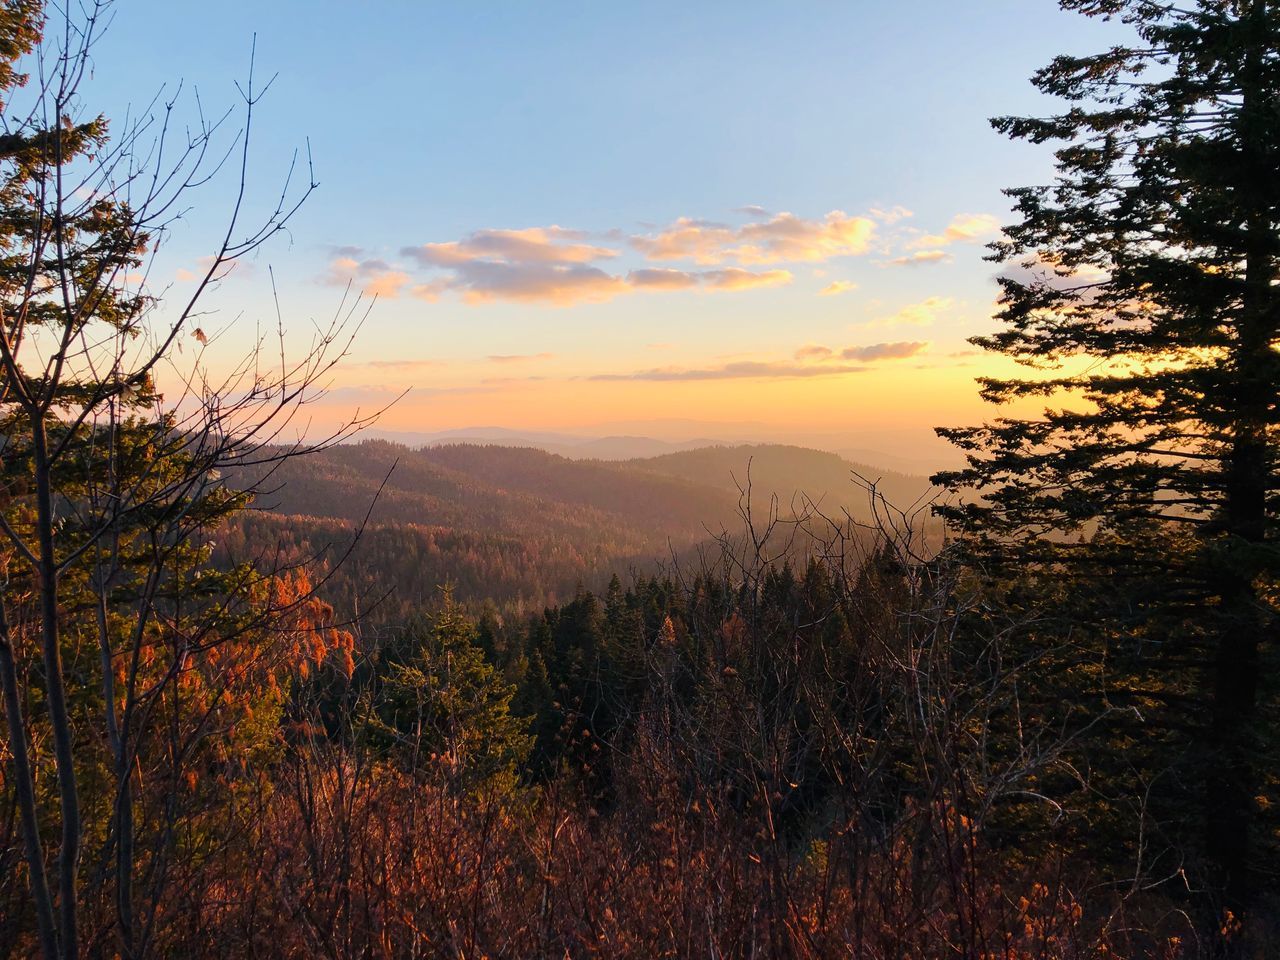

left=81, top=1, right=1127, bottom=469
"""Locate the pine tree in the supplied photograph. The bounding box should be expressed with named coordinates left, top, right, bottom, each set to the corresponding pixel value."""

left=934, top=0, right=1280, bottom=926
left=366, top=592, right=532, bottom=795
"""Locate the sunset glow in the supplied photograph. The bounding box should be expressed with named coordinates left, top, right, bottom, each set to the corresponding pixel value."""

left=86, top=0, right=1119, bottom=469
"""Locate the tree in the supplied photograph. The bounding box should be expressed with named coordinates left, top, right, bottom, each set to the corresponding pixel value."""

left=934, top=0, right=1280, bottom=932
left=364, top=591, right=532, bottom=796
left=0, top=3, right=374, bottom=957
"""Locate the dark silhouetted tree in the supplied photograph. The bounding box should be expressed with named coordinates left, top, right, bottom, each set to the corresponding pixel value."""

left=935, top=0, right=1280, bottom=932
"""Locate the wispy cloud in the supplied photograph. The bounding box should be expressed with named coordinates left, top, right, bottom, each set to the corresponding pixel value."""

left=488, top=352, right=555, bottom=363
left=871, top=296, right=956, bottom=327
left=870, top=205, right=913, bottom=224
left=360, top=358, right=446, bottom=370
left=841, top=340, right=929, bottom=361
left=592, top=338, right=928, bottom=383
left=591, top=360, right=868, bottom=382
left=795, top=344, right=833, bottom=360
left=818, top=280, right=859, bottom=296
left=887, top=250, right=952, bottom=267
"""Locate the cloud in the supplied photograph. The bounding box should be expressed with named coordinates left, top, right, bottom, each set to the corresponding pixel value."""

left=411, top=279, right=452, bottom=302
left=446, top=261, right=627, bottom=305
left=321, top=256, right=410, bottom=298
left=818, top=280, right=858, bottom=296
left=870, top=205, right=913, bottom=224
left=627, top=268, right=701, bottom=291
left=795, top=344, right=833, bottom=360
left=841, top=340, right=929, bottom=361
left=402, top=226, right=615, bottom=268
left=631, top=210, right=876, bottom=265
left=736, top=211, right=875, bottom=263
left=701, top=268, right=793, bottom=291
left=887, top=250, right=952, bottom=267
left=365, top=271, right=410, bottom=298
left=627, top=267, right=792, bottom=293
left=591, top=360, right=867, bottom=382
left=360, top=358, right=446, bottom=370
left=913, top=212, right=1000, bottom=249
left=873, top=296, right=956, bottom=327
left=736, top=204, right=770, bottom=217
left=488, top=352, right=555, bottom=363
left=629, top=218, right=737, bottom=264
left=339, top=205, right=893, bottom=307
left=591, top=337, right=927, bottom=383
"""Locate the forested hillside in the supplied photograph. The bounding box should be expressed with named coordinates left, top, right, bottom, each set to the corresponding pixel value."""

left=220, top=439, right=931, bottom=620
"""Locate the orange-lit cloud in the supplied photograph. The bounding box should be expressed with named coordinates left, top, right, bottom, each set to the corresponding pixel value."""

left=841, top=340, right=929, bottom=361
left=365, top=270, right=410, bottom=298
left=818, top=280, right=859, bottom=296
left=702, top=267, right=793, bottom=290
left=888, top=250, right=951, bottom=267
left=361, top=358, right=447, bottom=370
left=627, top=266, right=791, bottom=292
left=332, top=206, right=888, bottom=307
left=591, top=360, right=868, bottom=382
left=632, top=210, right=876, bottom=265
left=912, top=212, right=1000, bottom=248
left=795, top=344, right=834, bottom=360
left=629, top=218, right=737, bottom=264
left=870, top=205, right=913, bottom=224
left=321, top=256, right=410, bottom=298
left=403, top=226, right=616, bottom=267
left=488, top=352, right=555, bottom=363
left=591, top=340, right=929, bottom=383
left=627, top=267, right=701, bottom=290
left=872, top=296, right=956, bottom=327
left=451, top=262, right=627, bottom=305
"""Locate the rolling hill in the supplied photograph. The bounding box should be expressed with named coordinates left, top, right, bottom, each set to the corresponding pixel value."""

left=219, top=439, right=935, bottom=621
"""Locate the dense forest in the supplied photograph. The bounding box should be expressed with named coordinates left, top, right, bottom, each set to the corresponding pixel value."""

left=1, top=1, right=1279, bottom=958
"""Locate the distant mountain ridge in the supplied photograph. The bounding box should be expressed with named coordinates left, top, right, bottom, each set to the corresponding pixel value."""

left=361, top=427, right=722, bottom=461
left=358, top=426, right=956, bottom=474
left=221, top=440, right=934, bottom=620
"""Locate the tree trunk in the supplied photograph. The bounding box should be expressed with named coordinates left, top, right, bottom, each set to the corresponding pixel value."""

left=0, top=600, right=60, bottom=959
left=31, top=414, right=80, bottom=960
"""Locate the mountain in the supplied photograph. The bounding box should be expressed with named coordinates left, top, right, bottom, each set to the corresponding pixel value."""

left=220, top=440, right=934, bottom=622
left=362, top=427, right=724, bottom=461
left=624, top=443, right=934, bottom=520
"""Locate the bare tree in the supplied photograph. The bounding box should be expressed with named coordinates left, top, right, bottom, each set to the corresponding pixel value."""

left=0, top=4, right=381, bottom=957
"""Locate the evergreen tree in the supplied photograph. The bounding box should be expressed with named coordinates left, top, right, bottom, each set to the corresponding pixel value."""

left=934, top=0, right=1280, bottom=926
left=366, top=593, right=532, bottom=795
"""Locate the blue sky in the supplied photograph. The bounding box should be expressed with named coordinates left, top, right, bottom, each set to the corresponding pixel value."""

left=81, top=1, right=1126, bottom=462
